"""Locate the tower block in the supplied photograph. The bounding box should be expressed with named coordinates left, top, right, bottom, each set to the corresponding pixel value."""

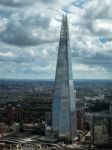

left=52, top=15, right=77, bottom=140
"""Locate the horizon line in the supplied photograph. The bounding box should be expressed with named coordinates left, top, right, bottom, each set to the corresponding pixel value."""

left=0, top=78, right=112, bottom=80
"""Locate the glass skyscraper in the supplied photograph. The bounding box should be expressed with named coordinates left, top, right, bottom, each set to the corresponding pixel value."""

left=52, top=15, right=77, bottom=139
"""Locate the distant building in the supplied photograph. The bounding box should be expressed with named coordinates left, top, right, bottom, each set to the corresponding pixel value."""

left=6, top=104, right=22, bottom=124
left=77, top=107, right=84, bottom=130
left=7, top=104, right=12, bottom=124
left=52, top=15, right=77, bottom=140
left=16, top=104, right=21, bottom=122
left=90, top=113, right=112, bottom=146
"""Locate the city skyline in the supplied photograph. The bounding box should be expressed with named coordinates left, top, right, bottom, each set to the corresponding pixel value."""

left=0, top=0, right=112, bottom=79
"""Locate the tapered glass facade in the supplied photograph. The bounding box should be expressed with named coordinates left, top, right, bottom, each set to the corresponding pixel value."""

left=52, top=15, right=77, bottom=139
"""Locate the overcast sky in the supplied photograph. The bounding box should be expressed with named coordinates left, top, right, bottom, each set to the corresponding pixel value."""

left=0, top=0, right=112, bottom=79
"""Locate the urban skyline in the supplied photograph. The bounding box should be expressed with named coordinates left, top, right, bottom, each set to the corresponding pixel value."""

left=0, top=0, right=112, bottom=79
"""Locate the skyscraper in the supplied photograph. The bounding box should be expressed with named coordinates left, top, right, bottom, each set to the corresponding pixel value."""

left=52, top=15, right=77, bottom=139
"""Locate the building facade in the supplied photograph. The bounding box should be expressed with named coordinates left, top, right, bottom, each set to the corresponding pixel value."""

left=52, top=15, right=77, bottom=139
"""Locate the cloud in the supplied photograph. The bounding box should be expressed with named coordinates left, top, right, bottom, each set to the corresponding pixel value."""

left=40, top=0, right=55, bottom=4
left=0, top=17, right=8, bottom=32
left=0, top=12, right=56, bottom=46
left=0, top=0, right=112, bottom=79
left=73, top=63, right=110, bottom=79
left=0, top=50, right=36, bottom=63
left=81, top=0, right=112, bottom=38
left=0, top=0, right=36, bottom=7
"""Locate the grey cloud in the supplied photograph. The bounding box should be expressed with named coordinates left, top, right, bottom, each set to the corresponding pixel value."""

left=72, top=50, right=112, bottom=71
left=21, top=13, right=51, bottom=29
left=84, top=1, right=112, bottom=20
left=85, top=52, right=112, bottom=68
left=81, top=0, right=112, bottom=38
left=0, top=51, right=35, bottom=63
left=40, top=0, right=55, bottom=4
left=1, top=30, right=52, bottom=46
left=0, top=18, right=55, bottom=46
left=0, top=0, right=35, bottom=7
